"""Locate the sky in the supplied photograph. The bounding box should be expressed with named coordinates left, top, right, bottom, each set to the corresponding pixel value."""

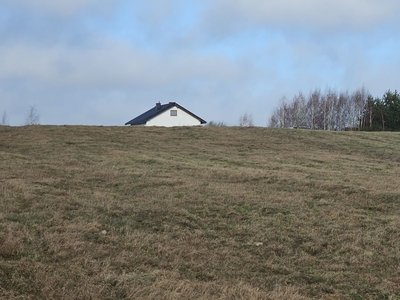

left=1, top=0, right=400, bottom=126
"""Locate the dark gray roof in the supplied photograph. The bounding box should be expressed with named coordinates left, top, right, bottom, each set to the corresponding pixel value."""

left=125, top=102, right=207, bottom=126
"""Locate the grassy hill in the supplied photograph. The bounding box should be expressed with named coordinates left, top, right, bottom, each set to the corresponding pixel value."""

left=1, top=126, right=399, bottom=299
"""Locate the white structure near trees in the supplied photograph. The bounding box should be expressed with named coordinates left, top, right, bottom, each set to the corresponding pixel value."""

left=125, top=102, right=206, bottom=127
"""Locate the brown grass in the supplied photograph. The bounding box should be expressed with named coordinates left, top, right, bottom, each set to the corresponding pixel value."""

left=1, top=125, right=400, bottom=299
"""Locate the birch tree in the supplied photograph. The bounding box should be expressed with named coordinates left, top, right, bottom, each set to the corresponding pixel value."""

left=25, top=105, right=40, bottom=126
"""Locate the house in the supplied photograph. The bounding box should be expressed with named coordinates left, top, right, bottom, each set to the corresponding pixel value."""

left=125, top=102, right=207, bottom=127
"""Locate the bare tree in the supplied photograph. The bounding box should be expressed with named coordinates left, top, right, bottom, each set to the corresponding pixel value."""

left=307, top=89, right=320, bottom=129
left=355, top=87, right=369, bottom=129
left=25, top=104, right=40, bottom=126
left=1, top=111, right=9, bottom=126
left=239, top=112, right=254, bottom=127
left=336, top=91, right=349, bottom=130
left=268, top=87, right=370, bottom=131
left=321, top=95, right=328, bottom=130
left=269, top=96, right=289, bottom=128
left=325, top=88, right=338, bottom=130
left=347, top=88, right=367, bottom=129
left=292, top=92, right=307, bottom=128
left=364, top=95, right=375, bottom=129
left=268, top=114, right=278, bottom=127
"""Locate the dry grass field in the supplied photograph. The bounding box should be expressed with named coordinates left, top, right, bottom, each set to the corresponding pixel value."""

left=1, top=125, right=400, bottom=299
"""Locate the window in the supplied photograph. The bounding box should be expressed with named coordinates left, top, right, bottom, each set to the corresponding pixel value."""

left=170, top=110, right=177, bottom=116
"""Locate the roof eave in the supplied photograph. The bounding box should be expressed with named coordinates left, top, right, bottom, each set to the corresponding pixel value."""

left=125, top=120, right=147, bottom=126
left=125, top=102, right=206, bottom=126
left=172, top=103, right=207, bottom=124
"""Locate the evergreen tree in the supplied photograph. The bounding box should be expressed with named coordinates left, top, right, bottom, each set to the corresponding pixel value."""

left=382, top=90, right=400, bottom=131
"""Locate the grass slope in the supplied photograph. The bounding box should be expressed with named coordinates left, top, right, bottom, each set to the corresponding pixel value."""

left=1, top=126, right=400, bottom=299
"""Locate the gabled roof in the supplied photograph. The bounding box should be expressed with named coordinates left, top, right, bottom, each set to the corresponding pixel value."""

left=125, top=102, right=207, bottom=125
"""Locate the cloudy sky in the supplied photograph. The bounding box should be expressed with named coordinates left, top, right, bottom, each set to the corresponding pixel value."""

left=1, top=0, right=399, bottom=126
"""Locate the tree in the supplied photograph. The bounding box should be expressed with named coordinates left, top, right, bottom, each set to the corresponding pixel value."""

left=25, top=104, right=40, bottom=126
left=382, top=90, right=400, bottom=131
left=268, top=87, right=370, bottom=130
left=335, top=91, right=349, bottom=131
left=365, top=97, right=387, bottom=131
left=292, top=92, right=307, bottom=128
left=239, top=112, right=254, bottom=127
left=362, top=95, right=375, bottom=129
left=277, top=97, right=288, bottom=128
left=268, top=114, right=278, bottom=128
left=324, top=88, right=338, bottom=130
left=351, top=87, right=368, bottom=129
left=307, top=89, right=321, bottom=130
left=360, top=90, right=400, bottom=131
left=1, top=111, right=9, bottom=126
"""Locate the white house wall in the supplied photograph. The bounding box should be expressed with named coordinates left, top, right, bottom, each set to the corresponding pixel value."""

left=146, top=106, right=202, bottom=127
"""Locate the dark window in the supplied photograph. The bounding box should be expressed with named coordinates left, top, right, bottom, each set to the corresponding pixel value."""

left=170, top=110, right=177, bottom=116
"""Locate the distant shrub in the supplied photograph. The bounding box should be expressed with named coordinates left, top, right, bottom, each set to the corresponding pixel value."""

left=1, top=111, right=9, bottom=126
left=238, top=113, right=254, bottom=127
left=207, top=120, right=228, bottom=127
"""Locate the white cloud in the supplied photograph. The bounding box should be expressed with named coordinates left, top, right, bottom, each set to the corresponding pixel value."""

left=1, top=0, right=111, bottom=16
left=0, top=39, right=240, bottom=89
left=208, top=0, right=400, bottom=31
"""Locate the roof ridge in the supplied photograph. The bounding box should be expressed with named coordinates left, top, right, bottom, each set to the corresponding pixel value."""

left=125, top=102, right=206, bottom=126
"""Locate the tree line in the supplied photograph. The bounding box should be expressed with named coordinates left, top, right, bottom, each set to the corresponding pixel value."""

left=268, top=87, right=400, bottom=131
left=364, top=90, right=400, bottom=131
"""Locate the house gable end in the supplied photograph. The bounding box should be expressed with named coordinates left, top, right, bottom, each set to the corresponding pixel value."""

left=125, top=102, right=206, bottom=126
